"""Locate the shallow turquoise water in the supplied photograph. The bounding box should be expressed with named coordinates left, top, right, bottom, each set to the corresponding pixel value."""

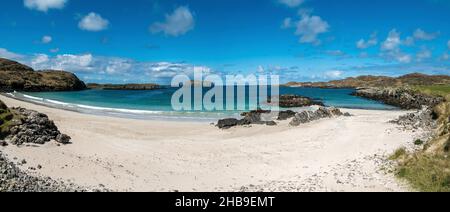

left=12, top=86, right=397, bottom=121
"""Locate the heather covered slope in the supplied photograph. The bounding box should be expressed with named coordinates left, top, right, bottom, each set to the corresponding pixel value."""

left=285, top=73, right=450, bottom=88
left=0, top=58, right=87, bottom=92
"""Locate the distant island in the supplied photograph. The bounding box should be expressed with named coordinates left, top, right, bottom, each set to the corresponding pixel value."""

left=87, top=83, right=160, bottom=91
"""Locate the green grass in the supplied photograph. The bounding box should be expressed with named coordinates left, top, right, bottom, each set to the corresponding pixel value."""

left=389, top=147, right=407, bottom=160
left=414, top=139, right=424, bottom=146
left=395, top=154, right=450, bottom=192
left=413, top=85, right=450, bottom=100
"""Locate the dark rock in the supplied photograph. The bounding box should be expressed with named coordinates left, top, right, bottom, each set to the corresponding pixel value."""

left=273, top=95, right=325, bottom=108
left=217, top=118, right=241, bottom=129
left=56, top=134, right=71, bottom=144
left=390, top=106, right=436, bottom=130
left=265, top=121, right=277, bottom=126
left=0, top=140, right=7, bottom=147
left=290, top=107, right=344, bottom=126
left=4, top=107, right=69, bottom=145
left=353, top=87, right=444, bottom=110
left=277, top=110, right=296, bottom=121
left=343, top=112, right=352, bottom=117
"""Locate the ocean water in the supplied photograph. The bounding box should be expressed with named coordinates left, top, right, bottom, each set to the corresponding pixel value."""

left=9, top=86, right=397, bottom=121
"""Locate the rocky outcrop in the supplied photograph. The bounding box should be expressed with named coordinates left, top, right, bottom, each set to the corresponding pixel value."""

left=0, top=152, right=94, bottom=192
left=87, top=83, right=160, bottom=90
left=0, top=58, right=87, bottom=92
left=217, top=107, right=349, bottom=129
left=276, top=95, right=324, bottom=108
left=290, top=107, right=348, bottom=126
left=4, top=107, right=71, bottom=145
left=353, top=87, right=444, bottom=110
left=267, top=95, right=324, bottom=108
left=217, top=109, right=277, bottom=129
left=390, top=106, right=437, bottom=131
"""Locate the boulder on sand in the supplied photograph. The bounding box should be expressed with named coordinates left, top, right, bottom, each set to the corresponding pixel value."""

left=290, top=107, right=345, bottom=126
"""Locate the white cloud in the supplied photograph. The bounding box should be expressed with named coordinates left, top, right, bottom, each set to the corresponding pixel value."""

left=356, top=32, right=378, bottom=49
left=0, top=48, right=24, bottom=60
left=324, top=70, right=344, bottom=79
left=279, top=0, right=304, bottom=8
left=416, top=48, right=432, bottom=62
left=440, top=52, right=449, bottom=61
left=281, top=18, right=292, bottom=29
left=381, top=29, right=401, bottom=51
left=396, top=54, right=412, bottom=63
left=41, top=35, right=52, bottom=44
left=403, top=36, right=415, bottom=46
left=78, top=12, right=109, bottom=32
left=31, top=54, right=50, bottom=66
left=150, top=6, right=195, bottom=37
left=50, top=48, right=60, bottom=53
left=294, top=14, right=329, bottom=44
left=413, top=28, right=439, bottom=41
left=24, top=0, right=67, bottom=12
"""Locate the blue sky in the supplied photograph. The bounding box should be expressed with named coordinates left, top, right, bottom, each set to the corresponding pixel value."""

left=0, top=0, right=449, bottom=83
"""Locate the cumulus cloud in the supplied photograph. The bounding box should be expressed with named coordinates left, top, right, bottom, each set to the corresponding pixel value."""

left=356, top=32, right=378, bottom=49
left=41, top=35, right=52, bottom=44
left=381, top=29, right=401, bottom=51
left=78, top=12, right=109, bottom=32
left=18, top=52, right=213, bottom=83
left=294, top=14, right=329, bottom=44
left=416, top=47, right=432, bottom=62
left=413, top=28, right=439, bottom=41
left=24, top=0, right=67, bottom=12
left=279, top=0, right=304, bottom=8
left=150, top=6, right=195, bottom=37
left=379, top=29, right=412, bottom=63
left=324, top=70, right=344, bottom=79
left=0, top=48, right=24, bottom=60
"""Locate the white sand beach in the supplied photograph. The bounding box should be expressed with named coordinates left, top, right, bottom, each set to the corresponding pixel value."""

left=0, top=95, right=419, bottom=192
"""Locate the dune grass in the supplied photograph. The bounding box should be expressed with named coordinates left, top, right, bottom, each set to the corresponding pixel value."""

left=390, top=86, right=450, bottom=192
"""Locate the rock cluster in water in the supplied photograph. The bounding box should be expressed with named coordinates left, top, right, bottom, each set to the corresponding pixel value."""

left=353, top=87, right=444, bottom=110
left=4, top=107, right=71, bottom=145
left=271, top=95, right=325, bottom=108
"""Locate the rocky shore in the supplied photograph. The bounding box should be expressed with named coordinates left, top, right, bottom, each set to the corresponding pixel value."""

left=353, top=87, right=444, bottom=110
left=1, top=100, right=71, bottom=146
left=217, top=107, right=349, bottom=129
left=0, top=152, right=87, bottom=192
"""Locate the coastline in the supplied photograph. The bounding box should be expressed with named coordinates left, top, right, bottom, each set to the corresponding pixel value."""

left=0, top=94, right=421, bottom=191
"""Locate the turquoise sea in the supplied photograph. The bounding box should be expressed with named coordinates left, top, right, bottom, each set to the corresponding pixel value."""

left=9, top=87, right=397, bottom=121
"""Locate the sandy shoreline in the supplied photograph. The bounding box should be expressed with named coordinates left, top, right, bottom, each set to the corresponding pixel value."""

left=0, top=95, right=419, bottom=191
